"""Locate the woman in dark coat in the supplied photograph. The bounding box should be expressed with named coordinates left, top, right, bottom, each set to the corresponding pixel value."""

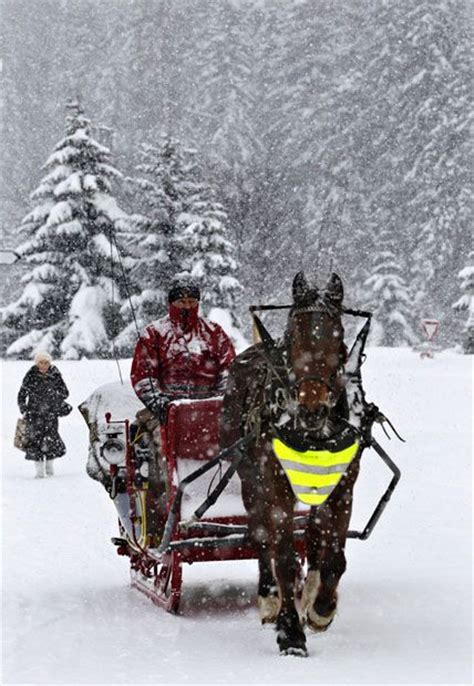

left=17, top=351, right=70, bottom=478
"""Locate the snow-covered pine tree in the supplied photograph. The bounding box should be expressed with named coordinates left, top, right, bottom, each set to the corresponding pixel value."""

left=345, top=0, right=471, bottom=326
left=2, top=100, right=130, bottom=359
left=185, top=1, right=260, bottom=183
left=364, top=228, right=418, bottom=347
left=178, top=181, right=242, bottom=320
left=170, top=140, right=243, bottom=322
left=395, top=1, right=471, bottom=318
left=115, top=138, right=187, bottom=350
left=118, top=135, right=243, bottom=343
left=452, top=252, right=474, bottom=354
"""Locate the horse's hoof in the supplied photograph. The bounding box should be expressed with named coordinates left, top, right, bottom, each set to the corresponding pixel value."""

left=279, top=645, right=308, bottom=657
left=258, top=594, right=280, bottom=624
left=306, top=606, right=337, bottom=633
left=277, top=628, right=307, bottom=656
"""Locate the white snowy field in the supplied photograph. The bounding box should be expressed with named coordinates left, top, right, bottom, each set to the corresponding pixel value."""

left=1, top=350, right=472, bottom=685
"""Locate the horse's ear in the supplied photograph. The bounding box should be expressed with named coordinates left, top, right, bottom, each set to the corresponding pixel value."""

left=324, top=273, right=344, bottom=306
left=292, top=271, right=311, bottom=303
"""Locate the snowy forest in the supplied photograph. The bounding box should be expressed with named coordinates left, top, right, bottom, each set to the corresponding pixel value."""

left=1, top=0, right=472, bottom=358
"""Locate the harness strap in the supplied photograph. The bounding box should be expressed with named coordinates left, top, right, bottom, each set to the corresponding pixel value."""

left=244, top=364, right=273, bottom=442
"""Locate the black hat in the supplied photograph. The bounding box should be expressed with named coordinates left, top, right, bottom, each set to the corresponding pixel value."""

left=168, top=275, right=201, bottom=303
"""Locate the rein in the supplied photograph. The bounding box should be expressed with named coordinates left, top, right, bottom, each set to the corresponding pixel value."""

left=249, top=304, right=372, bottom=318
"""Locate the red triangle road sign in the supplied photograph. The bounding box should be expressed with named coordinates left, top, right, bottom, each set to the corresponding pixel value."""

left=421, top=319, right=440, bottom=341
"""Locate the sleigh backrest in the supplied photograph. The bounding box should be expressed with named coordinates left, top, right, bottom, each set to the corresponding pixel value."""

left=164, top=398, right=222, bottom=461
left=162, top=398, right=246, bottom=519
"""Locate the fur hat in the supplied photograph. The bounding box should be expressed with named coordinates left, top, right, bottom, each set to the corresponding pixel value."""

left=168, top=275, right=200, bottom=304
left=34, top=351, right=52, bottom=365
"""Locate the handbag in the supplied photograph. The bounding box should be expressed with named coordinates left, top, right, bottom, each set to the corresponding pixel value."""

left=14, top=417, right=28, bottom=451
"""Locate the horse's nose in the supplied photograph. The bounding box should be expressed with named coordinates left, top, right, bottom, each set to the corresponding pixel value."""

left=297, top=381, right=328, bottom=413
left=297, top=403, right=329, bottom=426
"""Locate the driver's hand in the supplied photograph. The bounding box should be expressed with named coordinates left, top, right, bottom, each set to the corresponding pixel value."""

left=146, top=394, right=171, bottom=424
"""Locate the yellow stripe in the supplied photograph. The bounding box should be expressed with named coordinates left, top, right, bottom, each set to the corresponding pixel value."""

left=286, top=469, right=341, bottom=488
left=298, top=493, right=328, bottom=505
left=272, top=436, right=359, bottom=506
left=272, top=438, right=359, bottom=467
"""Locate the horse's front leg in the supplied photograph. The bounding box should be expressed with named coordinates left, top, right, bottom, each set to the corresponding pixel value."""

left=257, top=554, right=280, bottom=624
left=302, top=509, right=346, bottom=632
left=271, top=477, right=307, bottom=656
left=237, top=457, right=279, bottom=624
left=302, top=464, right=359, bottom=632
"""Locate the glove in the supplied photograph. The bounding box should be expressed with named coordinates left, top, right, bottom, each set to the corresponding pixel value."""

left=146, top=394, right=171, bottom=424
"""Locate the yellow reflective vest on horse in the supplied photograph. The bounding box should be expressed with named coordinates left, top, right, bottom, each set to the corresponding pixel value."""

left=272, top=433, right=360, bottom=506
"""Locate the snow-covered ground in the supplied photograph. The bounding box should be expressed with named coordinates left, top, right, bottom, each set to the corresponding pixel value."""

left=1, top=350, right=472, bottom=685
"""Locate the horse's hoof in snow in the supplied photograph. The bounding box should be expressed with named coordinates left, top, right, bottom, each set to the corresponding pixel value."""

left=277, top=625, right=307, bottom=656
left=279, top=645, right=308, bottom=657
left=258, top=594, right=280, bottom=624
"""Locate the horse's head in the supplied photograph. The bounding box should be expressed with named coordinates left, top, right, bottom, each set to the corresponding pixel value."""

left=287, top=272, right=346, bottom=424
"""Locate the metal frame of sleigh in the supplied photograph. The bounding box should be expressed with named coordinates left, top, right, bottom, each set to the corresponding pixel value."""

left=95, top=309, right=402, bottom=615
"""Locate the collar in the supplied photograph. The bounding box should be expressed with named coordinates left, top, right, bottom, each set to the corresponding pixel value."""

left=169, top=302, right=199, bottom=332
left=272, top=424, right=356, bottom=452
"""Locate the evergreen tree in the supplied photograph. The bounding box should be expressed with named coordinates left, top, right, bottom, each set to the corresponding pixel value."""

left=364, top=228, right=418, bottom=347
left=176, top=142, right=243, bottom=320
left=2, top=0, right=471, bottom=344
left=452, top=252, right=474, bottom=354
left=118, top=135, right=243, bottom=345
left=2, top=101, right=129, bottom=359
left=185, top=1, right=261, bottom=182
left=391, top=0, right=471, bottom=321
left=116, top=137, right=186, bottom=349
left=178, top=186, right=242, bottom=319
left=345, top=0, right=472, bottom=325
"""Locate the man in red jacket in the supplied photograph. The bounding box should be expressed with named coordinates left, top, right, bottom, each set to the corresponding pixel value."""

left=131, top=275, right=236, bottom=422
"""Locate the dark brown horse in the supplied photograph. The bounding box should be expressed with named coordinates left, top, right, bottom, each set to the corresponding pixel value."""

left=220, top=272, right=363, bottom=656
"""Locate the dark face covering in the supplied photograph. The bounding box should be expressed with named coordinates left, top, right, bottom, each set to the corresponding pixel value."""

left=169, top=302, right=199, bottom=331
left=180, top=307, right=191, bottom=331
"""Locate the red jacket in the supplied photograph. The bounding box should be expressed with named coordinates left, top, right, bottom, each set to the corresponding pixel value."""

left=131, top=304, right=236, bottom=406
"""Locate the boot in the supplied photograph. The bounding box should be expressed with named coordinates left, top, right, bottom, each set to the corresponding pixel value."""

left=34, top=460, right=45, bottom=478
left=45, top=459, right=54, bottom=477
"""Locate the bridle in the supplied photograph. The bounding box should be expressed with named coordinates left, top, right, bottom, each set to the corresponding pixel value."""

left=290, top=304, right=347, bottom=414
left=250, top=302, right=372, bottom=414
